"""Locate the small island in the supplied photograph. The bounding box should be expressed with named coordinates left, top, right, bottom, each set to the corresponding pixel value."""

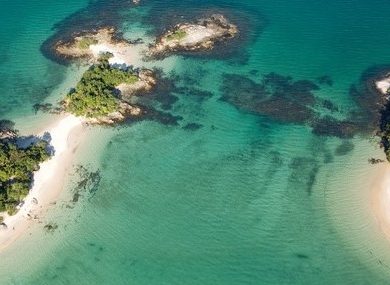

left=63, top=54, right=156, bottom=124
left=147, top=14, right=238, bottom=59
left=54, top=28, right=113, bottom=61
left=0, top=123, right=51, bottom=219
left=53, top=28, right=141, bottom=64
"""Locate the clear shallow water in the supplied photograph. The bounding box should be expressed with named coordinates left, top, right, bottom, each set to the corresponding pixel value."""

left=2, top=0, right=390, bottom=284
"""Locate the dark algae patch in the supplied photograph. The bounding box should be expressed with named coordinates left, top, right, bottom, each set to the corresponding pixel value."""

left=220, top=73, right=319, bottom=124
left=220, top=68, right=390, bottom=143
left=350, top=65, right=390, bottom=161
left=68, top=165, right=101, bottom=207
left=310, top=116, right=358, bottom=139
left=335, top=141, right=355, bottom=156
left=183, top=123, right=203, bottom=131
left=288, top=157, right=319, bottom=196
left=316, top=75, right=333, bottom=86
left=318, top=99, right=339, bottom=113
left=74, top=165, right=101, bottom=198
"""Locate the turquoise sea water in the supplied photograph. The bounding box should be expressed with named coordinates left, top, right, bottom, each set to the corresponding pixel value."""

left=2, top=0, right=390, bottom=284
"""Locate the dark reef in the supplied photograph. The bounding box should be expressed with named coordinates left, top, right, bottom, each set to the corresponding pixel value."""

left=220, top=73, right=319, bottom=124
left=220, top=68, right=390, bottom=145
left=183, top=123, right=203, bottom=131
left=40, top=0, right=138, bottom=65
left=334, top=141, right=355, bottom=156
left=288, top=157, right=319, bottom=195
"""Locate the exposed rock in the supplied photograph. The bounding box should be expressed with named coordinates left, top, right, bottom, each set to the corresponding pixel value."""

left=0, top=129, right=17, bottom=140
left=147, top=14, right=238, bottom=59
left=117, top=69, right=157, bottom=97
left=364, top=69, right=390, bottom=161
left=0, top=120, right=17, bottom=140
left=220, top=73, right=318, bottom=124
left=86, top=102, right=142, bottom=125
left=53, top=27, right=132, bottom=63
left=316, top=75, right=333, bottom=86
left=375, top=73, right=390, bottom=96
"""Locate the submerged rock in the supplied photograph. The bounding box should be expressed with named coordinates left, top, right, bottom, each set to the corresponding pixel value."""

left=44, top=223, right=58, bottom=233
left=370, top=70, right=390, bottom=161
left=220, top=73, right=319, bottom=124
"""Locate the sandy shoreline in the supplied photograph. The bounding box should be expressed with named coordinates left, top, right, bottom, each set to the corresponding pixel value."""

left=0, top=114, right=86, bottom=251
left=89, top=42, right=145, bottom=66
left=371, top=163, right=390, bottom=240
left=0, top=41, right=145, bottom=251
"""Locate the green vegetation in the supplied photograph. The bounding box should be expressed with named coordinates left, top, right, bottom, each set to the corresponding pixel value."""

left=0, top=138, right=51, bottom=215
left=65, top=56, right=139, bottom=118
left=77, top=37, right=98, bottom=49
left=166, top=29, right=187, bottom=41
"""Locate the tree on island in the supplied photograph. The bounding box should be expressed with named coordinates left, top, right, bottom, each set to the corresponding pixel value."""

left=64, top=54, right=139, bottom=118
left=0, top=133, right=51, bottom=215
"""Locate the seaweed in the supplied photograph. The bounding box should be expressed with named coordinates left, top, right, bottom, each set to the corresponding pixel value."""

left=316, top=75, right=333, bottom=86
left=334, top=141, right=355, bottom=156
left=70, top=165, right=101, bottom=204
left=288, top=157, right=319, bottom=195
left=183, top=123, right=203, bottom=131
left=310, top=116, right=358, bottom=139
left=319, top=99, right=339, bottom=113
left=220, top=73, right=318, bottom=124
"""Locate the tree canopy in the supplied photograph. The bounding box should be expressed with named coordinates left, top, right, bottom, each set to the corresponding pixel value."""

left=65, top=56, right=139, bottom=118
left=0, top=138, right=50, bottom=215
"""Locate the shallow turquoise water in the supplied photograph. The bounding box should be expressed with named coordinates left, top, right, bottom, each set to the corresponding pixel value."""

left=2, top=0, right=390, bottom=284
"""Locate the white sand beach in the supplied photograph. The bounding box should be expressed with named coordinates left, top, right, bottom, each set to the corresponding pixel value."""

left=89, top=42, right=145, bottom=66
left=371, top=164, right=390, bottom=239
left=0, top=115, right=85, bottom=251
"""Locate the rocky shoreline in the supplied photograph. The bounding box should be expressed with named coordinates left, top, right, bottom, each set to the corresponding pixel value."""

left=50, top=14, right=239, bottom=64
left=146, top=14, right=238, bottom=59
left=53, top=28, right=135, bottom=63
left=375, top=73, right=390, bottom=161
left=60, top=58, right=157, bottom=125
left=47, top=14, right=238, bottom=126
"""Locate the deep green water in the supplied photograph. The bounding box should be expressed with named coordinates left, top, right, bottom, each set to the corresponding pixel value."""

left=2, top=0, right=390, bottom=284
